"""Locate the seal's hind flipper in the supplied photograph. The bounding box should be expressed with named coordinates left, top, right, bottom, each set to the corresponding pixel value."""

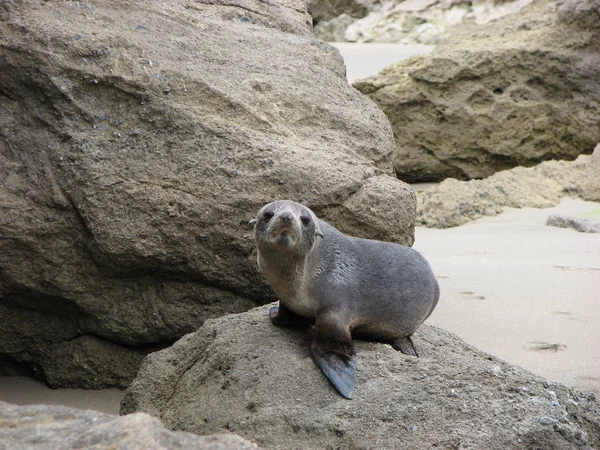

left=391, top=336, right=419, bottom=357
left=312, top=349, right=356, bottom=399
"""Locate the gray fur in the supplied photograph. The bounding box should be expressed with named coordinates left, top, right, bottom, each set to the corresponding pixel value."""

left=253, top=200, right=439, bottom=338
left=252, top=200, right=440, bottom=397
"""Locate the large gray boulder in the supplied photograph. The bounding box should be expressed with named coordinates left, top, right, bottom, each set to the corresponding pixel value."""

left=0, top=401, right=257, bottom=449
left=354, top=0, right=600, bottom=182
left=0, top=0, right=413, bottom=388
left=122, top=305, right=600, bottom=449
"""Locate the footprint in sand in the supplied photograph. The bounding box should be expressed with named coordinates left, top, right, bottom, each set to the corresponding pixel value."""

left=524, top=341, right=567, bottom=352
left=459, top=291, right=485, bottom=300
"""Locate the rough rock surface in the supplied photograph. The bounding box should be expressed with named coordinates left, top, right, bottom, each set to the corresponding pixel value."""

left=122, top=305, right=600, bottom=450
left=313, top=0, right=535, bottom=44
left=308, top=0, right=373, bottom=24
left=546, top=214, right=600, bottom=233
left=417, top=147, right=600, bottom=228
left=0, top=0, right=413, bottom=388
left=355, top=0, right=600, bottom=182
left=0, top=401, right=257, bottom=450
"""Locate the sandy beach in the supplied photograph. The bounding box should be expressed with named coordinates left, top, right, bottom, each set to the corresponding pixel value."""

left=331, top=42, right=434, bottom=83
left=0, top=43, right=597, bottom=416
left=416, top=197, right=600, bottom=395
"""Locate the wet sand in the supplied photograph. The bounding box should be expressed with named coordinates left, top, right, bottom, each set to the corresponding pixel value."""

left=416, top=197, right=600, bottom=395
left=0, top=376, right=124, bottom=415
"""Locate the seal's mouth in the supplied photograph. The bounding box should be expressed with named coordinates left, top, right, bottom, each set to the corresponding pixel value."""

left=263, top=224, right=300, bottom=248
left=273, top=229, right=298, bottom=246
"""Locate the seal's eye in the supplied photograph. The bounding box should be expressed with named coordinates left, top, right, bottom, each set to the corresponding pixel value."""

left=263, top=211, right=274, bottom=222
left=300, top=216, right=311, bottom=226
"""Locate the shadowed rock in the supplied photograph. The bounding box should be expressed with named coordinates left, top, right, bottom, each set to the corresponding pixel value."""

left=121, top=305, right=600, bottom=449
left=546, top=215, right=600, bottom=233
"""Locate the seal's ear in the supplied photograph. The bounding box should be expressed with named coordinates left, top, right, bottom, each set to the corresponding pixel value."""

left=249, top=218, right=257, bottom=226
left=312, top=212, right=323, bottom=238
left=315, top=221, right=324, bottom=238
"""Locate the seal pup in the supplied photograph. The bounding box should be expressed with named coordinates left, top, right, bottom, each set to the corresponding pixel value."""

left=250, top=200, right=439, bottom=399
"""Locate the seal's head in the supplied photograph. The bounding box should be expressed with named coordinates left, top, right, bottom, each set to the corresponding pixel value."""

left=250, top=200, right=323, bottom=256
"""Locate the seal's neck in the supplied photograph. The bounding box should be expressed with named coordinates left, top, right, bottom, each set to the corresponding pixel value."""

left=259, top=249, right=306, bottom=280
left=258, top=249, right=309, bottom=298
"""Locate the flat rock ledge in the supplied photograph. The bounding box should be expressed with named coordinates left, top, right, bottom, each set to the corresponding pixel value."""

left=546, top=215, right=600, bottom=233
left=417, top=146, right=600, bottom=228
left=0, top=401, right=256, bottom=450
left=122, top=305, right=600, bottom=449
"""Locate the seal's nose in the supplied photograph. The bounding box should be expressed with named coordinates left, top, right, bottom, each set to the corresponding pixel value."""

left=279, top=212, right=293, bottom=224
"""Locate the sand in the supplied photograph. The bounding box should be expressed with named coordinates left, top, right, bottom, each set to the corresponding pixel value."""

left=331, top=42, right=434, bottom=83
left=0, top=376, right=124, bottom=415
left=416, top=197, right=600, bottom=395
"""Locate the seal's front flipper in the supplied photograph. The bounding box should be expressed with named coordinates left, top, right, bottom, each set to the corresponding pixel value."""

left=311, top=348, right=356, bottom=399
left=312, top=311, right=356, bottom=399
left=391, top=336, right=419, bottom=357
left=269, top=302, right=312, bottom=327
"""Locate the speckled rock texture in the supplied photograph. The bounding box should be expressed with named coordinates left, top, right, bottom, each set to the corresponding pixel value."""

left=313, top=0, right=535, bottom=45
left=546, top=215, right=600, bottom=233
left=122, top=305, right=600, bottom=450
left=417, top=145, right=600, bottom=228
left=355, top=0, right=600, bottom=181
left=0, top=401, right=257, bottom=450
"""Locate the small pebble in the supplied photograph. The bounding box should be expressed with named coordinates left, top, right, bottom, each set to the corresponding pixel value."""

left=539, top=417, right=554, bottom=425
